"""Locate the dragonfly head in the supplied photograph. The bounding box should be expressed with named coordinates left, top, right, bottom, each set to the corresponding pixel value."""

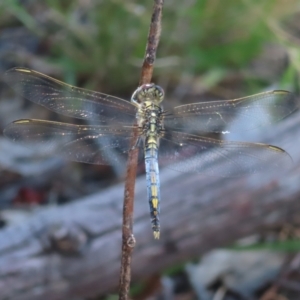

left=131, top=83, right=164, bottom=105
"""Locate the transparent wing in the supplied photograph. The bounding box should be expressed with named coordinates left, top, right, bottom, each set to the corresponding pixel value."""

left=4, top=68, right=137, bottom=124
left=159, top=130, right=292, bottom=177
left=4, top=119, right=139, bottom=165
left=164, top=90, right=298, bottom=134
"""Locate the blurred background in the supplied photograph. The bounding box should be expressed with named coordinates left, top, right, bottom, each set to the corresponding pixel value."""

left=1, top=0, right=300, bottom=299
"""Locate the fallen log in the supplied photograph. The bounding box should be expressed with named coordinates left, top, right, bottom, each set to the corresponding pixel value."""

left=1, top=110, right=300, bottom=300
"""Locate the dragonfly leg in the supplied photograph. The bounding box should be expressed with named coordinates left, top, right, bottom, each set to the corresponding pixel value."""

left=131, top=137, right=142, bottom=150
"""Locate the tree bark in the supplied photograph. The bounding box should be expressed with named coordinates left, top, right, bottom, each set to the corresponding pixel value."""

left=1, top=111, right=300, bottom=300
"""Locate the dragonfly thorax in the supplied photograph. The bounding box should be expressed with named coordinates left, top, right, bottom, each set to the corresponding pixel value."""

left=137, top=101, right=164, bottom=137
left=131, top=84, right=165, bottom=136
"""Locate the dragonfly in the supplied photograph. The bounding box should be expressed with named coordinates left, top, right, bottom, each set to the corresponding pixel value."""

left=3, top=67, right=297, bottom=238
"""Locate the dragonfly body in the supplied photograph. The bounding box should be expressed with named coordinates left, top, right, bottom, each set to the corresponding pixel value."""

left=132, top=84, right=165, bottom=238
left=3, top=68, right=298, bottom=239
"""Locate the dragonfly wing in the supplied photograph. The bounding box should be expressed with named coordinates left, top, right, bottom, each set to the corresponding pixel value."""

left=4, top=68, right=137, bottom=124
left=159, top=130, right=292, bottom=177
left=4, top=119, right=139, bottom=165
left=164, top=90, right=297, bottom=134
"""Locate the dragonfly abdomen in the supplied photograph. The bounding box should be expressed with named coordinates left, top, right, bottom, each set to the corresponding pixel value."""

left=134, top=91, right=164, bottom=239
left=144, top=143, right=161, bottom=239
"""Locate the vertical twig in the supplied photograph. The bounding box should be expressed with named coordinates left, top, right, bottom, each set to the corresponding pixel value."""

left=139, top=0, right=164, bottom=86
left=118, top=1, right=164, bottom=299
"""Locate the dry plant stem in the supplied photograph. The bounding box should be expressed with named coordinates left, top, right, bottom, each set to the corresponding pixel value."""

left=139, top=0, right=164, bottom=85
left=119, top=126, right=139, bottom=300
left=118, top=1, right=164, bottom=299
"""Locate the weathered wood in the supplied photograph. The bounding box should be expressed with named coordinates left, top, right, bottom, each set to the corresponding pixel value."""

left=1, top=110, right=300, bottom=300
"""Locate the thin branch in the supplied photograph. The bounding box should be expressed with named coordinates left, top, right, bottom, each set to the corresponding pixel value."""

left=118, top=1, right=164, bottom=299
left=139, top=0, right=164, bottom=86
left=118, top=126, right=139, bottom=300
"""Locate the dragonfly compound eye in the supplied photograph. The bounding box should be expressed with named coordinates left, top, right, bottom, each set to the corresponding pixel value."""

left=131, top=84, right=164, bottom=104
left=153, top=85, right=164, bottom=103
